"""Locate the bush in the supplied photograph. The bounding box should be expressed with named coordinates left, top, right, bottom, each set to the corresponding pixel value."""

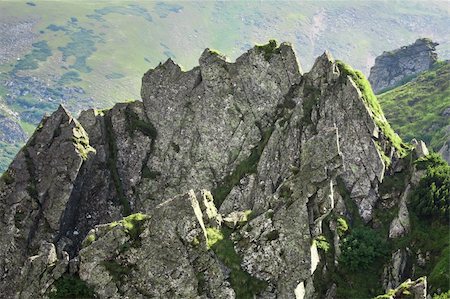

left=337, top=217, right=349, bottom=237
left=339, top=227, right=388, bottom=270
left=49, top=275, right=94, bottom=298
left=411, top=155, right=449, bottom=220
left=314, top=235, right=330, bottom=252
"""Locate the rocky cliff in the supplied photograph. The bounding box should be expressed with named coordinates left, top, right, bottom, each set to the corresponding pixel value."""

left=368, top=38, right=439, bottom=94
left=0, top=41, right=447, bottom=299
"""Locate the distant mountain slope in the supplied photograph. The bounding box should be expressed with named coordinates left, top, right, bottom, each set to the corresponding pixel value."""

left=0, top=0, right=449, bottom=172
left=378, top=61, right=450, bottom=155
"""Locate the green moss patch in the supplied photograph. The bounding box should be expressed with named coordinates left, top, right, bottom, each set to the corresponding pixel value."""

left=109, top=212, right=149, bottom=240
left=336, top=60, right=411, bottom=157
left=206, top=227, right=268, bottom=298
left=255, top=39, right=280, bottom=61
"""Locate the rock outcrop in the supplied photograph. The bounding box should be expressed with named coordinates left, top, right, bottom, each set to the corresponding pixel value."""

left=368, top=38, right=439, bottom=94
left=0, top=41, right=439, bottom=298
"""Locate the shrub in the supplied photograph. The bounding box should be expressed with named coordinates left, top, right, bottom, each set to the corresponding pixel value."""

left=433, top=290, right=450, bottom=299
left=411, top=156, right=449, bottom=220
left=337, top=217, right=349, bottom=237
left=49, top=275, right=94, bottom=298
left=339, top=227, right=388, bottom=270
left=314, top=235, right=330, bottom=252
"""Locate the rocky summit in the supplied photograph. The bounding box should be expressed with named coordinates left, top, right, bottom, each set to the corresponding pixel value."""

left=0, top=41, right=446, bottom=299
left=368, top=38, right=439, bottom=94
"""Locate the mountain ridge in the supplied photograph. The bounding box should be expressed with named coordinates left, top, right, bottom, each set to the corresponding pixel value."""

left=0, top=41, right=447, bottom=299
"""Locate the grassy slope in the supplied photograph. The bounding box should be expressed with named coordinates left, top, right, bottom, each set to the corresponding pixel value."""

left=378, top=61, right=450, bottom=151
left=0, top=1, right=450, bottom=172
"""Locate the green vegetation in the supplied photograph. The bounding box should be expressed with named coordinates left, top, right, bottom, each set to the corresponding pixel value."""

left=84, top=233, right=96, bottom=246
left=336, top=217, right=349, bottom=237
left=109, top=212, right=149, bottom=240
left=212, top=126, right=273, bottom=206
left=58, top=27, right=98, bottom=73
left=411, top=153, right=449, bottom=220
left=206, top=227, right=268, bottom=298
left=313, top=177, right=391, bottom=298
left=49, top=274, right=94, bottom=298
left=336, top=60, right=411, bottom=157
left=255, top=39, right=280, bottom=61
left=378, top=154, right=413, bottom=196
left=415, top=152, right=448, bottom=171
left=0, top=142, right=22, bottom=173
left=429, top=246, right=449, bottom=293
left=378, top=61, right=450, bottom=151
left=339, top=226, right=388, bottom=270
left=314, top=235, right=330, bottom=252
left=374, top=277, right=426, bottom=299
left=394, top=203, right=449, bottom=293
left=433, top=290, right=450, bottom=299
left=72, top=125, right=95, bottom=160
left=14, top=41, right=52, bottom=71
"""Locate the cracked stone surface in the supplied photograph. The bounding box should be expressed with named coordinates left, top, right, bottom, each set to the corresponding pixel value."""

left=0, top=41, right=426, bottom=298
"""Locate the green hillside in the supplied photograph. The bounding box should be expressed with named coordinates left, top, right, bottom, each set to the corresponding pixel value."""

left=0, top=1, right=449, bottom=172
left=378, top=61, right=450, bottom=151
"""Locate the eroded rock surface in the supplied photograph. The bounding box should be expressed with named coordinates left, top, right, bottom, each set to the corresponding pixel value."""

left=0, top=41, right=434, bottom=299
left=369, top=38, right=438, bottom=94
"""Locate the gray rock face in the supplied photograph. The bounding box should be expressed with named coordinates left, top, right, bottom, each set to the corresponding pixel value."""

left=368, top=38, right=438, bottom=94
left=0, top=41, right=421, bottom=298
left=0, top=105, right=94, bottom=298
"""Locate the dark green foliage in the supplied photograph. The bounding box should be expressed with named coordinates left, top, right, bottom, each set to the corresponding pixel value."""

left=14, top=41, right=52, bottom=71
left=49, top=274, right=94, bottom=298
left=339, top=227, right=389, bottom=270
left=429, top=246, right=450, bottom=292
left=393, top=210, right=449, bottom=294
left=415, top=152, right=448, bottom=171
left=411, top=154, right=449, bottom=219
left=378, top=61, right=450, bottom=151
left=255, top=39, right=279, bottom=61
left=207, top=227, right=268, bottom=298
left=336, top=60, right=410, bottom=157
left=212, top=127, right=273, bottom=206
